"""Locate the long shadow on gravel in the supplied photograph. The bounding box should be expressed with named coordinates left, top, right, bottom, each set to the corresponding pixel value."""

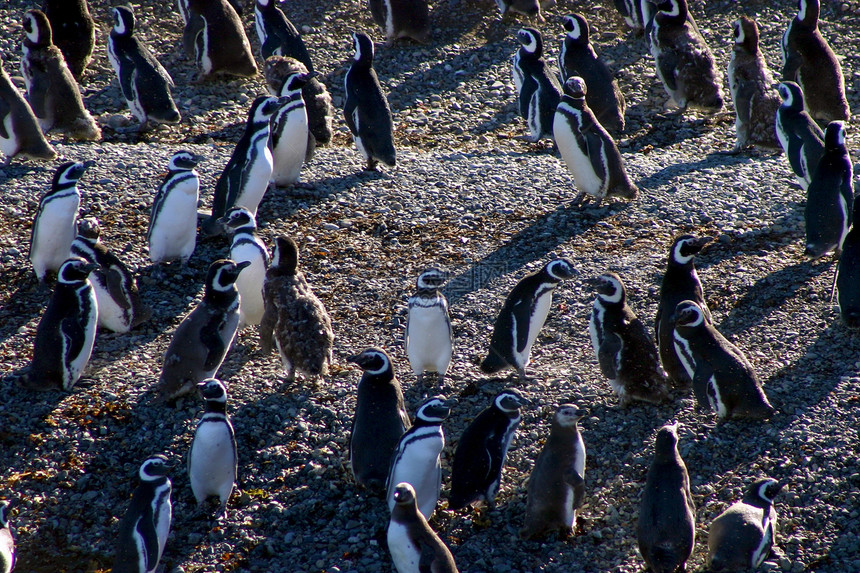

left=635, top=151, right=753, bottom=190
left=0, top=271, right=47, bottom=348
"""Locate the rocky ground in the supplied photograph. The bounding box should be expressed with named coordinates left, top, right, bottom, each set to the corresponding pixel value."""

left=1, top=0, right=859, bottom=572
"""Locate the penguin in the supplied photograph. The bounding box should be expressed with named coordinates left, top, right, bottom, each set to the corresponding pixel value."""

left=520, top=404, right=587, bottom=540
left=42, top=0, right=95, bottom=80
left=107, top=5, right=181, bottom=132
left=148, top=150, right=203, bottom=266
left=637, top=422, right=695, bottom=573
left=179, top=0, right=258, bottom=81
left=481, top=258, right=577, bottom=381
left=348, top=348, right=411, bottom=490
left=512, top=27, right=561, bottom=142
left=655, top=235, right=713, bottom=389
left=0, top=53, right=56, bottom=165
left=264, top=55, right=334, bottom=151
left=29, top=161, right=89, bottom=283
left=0, top=501, right=15, bottom=573
left=343, top=32, right=396, bottom=171
left=405, top=268, right=453, bottom=388
left=20, top=9, right=100, bottom=141
left=259, top=236, right=334, bottom=384
left=671, top=300, right=775, bottom=420
left=495, top=0, right=555, bottom=21
left=648, top=0, right=724, bottom=112
left=155, top=259, right=250, bottom=403
left=781, top=0, right=850, bottom=124
left=554, top=76, right=638, bottom=205
left=218, top=206, right=270, bottom=328
left=386, top=396, right=452, bottom=519
left=775, top=81, right=824, bottom=191
left=268, top=70, right=311, bottom=187
left=804, top=121, right=854, bottom=259
left=588, top=272, right=669, bottom=406
left=202, top=96, right=285, bottom=236
left=836, top=196, right=860, bottom=328
left=612, top=0, right=654, bottom=37
left=368, top=0, right=431, bottom=44
left=70, top=217, right=151, bottom=333
left=448, top=389, right=525, bottom=510
left=708, top=478, right=784, bottom=572
left=388, top=483, right=459, bottom=573
left=727, top=16, right=781, bottom=151
left=187, top=378, right=237, bottom=518
left=254, top=0, right=314, bottom=71
left=558, top=14, right=626, bottom=134
left=19, top=257, right=98, bottom=392
left=113, top=455, right=172, bottom=573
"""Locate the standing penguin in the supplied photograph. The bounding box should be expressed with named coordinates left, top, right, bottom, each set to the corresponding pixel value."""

left=520, top=404, right=588, bottom=540
left=554, top=76, right=638, bottom=205
left=589, top=272, right=669, bottom=406
left=637, top=422, right=695, bottom=573
left=672, top=301, right=774, bottom=420
left=368, top=0, right=431, bottom=44
left=775, top=81, right=824, bottom=191
left=107, top=5, right=181, bottom=132
left=148, top=150, right=203, bottom=267
left=781, top=0, right=850, bottom=124
left=0, top=54, right=56, bottom=165
left=0, top=501, right=15, bottom=573
left=804, top=121, right=854, bottom=259
left=708, top=478, right=784, bottom=572
left=42, top=0, right=95, bottom=79
left=70, top=217, right=151, bottom=333
left=512, top=27, right=561, bottom=143
left=202, top=96, right=285, bottom=236
left=386, top=396, right=453, bottom=519
left=264, top=55, right=334, bottom=151
left=405, top=268, right=453, bottom=388
left=29, top=161, right=89, bottom=282
left=20, top=9, right=100, bottom=141
left=179, top=0, right=258, bottom=81
left=558, top=14, right=625, bottom=134
left=481, top=258, right=577, bottom=381
left=20, top=257, right=98, bottom=392
left=612, top=0, right=654, bottom=37
left=259, top=236, right=334, bottom=384
left=388, top=483, right=459, bottom=573
left=727, top=16, right=781, bottom=151
left=655, top=235, right=712, bottom=389
left=448, top=389, right=524, bottom=510
left=344, top=32, right=396, bottom=171
left=155, top=259, right=250, bottom=403
left=648, top=0, right=724, bottom=112
left=254, top=0, right=314, bottom=70
left=113, top=455, right=172, bottom=573
left=268, top=71, right=311, bottom=187
left=219, top=206, right=270, bottom=328
left=187, top=378, right=237, bottom=518
left=348, top=348, right=411, bottom=490
left=495, top=0, right=554, bottom=20
left=836, top=197, right=860, bottom=328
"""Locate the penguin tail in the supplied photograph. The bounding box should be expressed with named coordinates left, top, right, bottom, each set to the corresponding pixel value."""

left=649, top=546, right=680, bottom=573
left=70, top=116, right=102, bottom=142
left=480, top=351, right=507, bottom=374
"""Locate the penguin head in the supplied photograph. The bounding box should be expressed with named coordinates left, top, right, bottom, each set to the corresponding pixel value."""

left=545, top=258, right=577, bottom=281
left=57, top=257, right=99, bottom=284
left=670, top=234, right=712, bottom=265
left=76, top=217, right=101, bottom=241
left=251, top=96, right=286, bottom=123
left=391, top=482, right=418, bottom=508
left=561, top=14, right=589, bottom=43
left=206, top=259, right=252, bottom=293
left=282, top=71, right=314, bottom=94
left=264, top=55, right=310, bottom=95
left=22, top=10, right=52, bottom=47
left=775, top=81, right=804, bottom=111
left=53, top=161, right=92, bottom=188
left=654, top=422, right=680, bottom=454
left=138, top=454, right=171, bottom=482
left=219, top=206, right=256, bottom=231
left=823, top=121, right=847, bottom=152
left=272, top=236, right=300, bottom=274
left=351, top=32, right=374, bottom=65
left=516, top=28, right=542, bottom=56
left=256, top=0, right=275, bottom=9
left=0, top=500, right=9, bottom=529
left=415, top=395, right=453, bottom=424
left=562, top=76, right=587, bottom=98
left=168, top=150, right=203, bottom=171
left=347, top=347, right=392, bottom=376
left=795, top=0, right=819, bottom=27
left=671, top=300, right=705, bottom=329
left=732, top=16, right=759, bottom=53
left=416, top=268, right=447, bottom=290
left=494, top=389, right=526, bottom=414
left=592, top=272, right=625, bottom=303
left=198, top=378, right=228, bottom=403
left=555, top=404, right=587, bottom=428
left=111, top=6, right=135, bottom=36
left=649, top=0, right=684, bottom=19
left=747, top=477, right=784, bottom=506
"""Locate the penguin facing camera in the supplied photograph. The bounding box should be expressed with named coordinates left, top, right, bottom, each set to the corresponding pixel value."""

left=405, top=268, right=453, bottom=388
left=388, top=483, right=459, bottom=573
left=148, top=150, right=203, bottom=269
left=218, top=206, right=270, bottom=328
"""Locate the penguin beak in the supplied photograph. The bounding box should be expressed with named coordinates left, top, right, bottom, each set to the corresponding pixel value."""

left=83, top=263, right=100, bottom=275
left=235, top=260, right=252, bottom=272
left=346, top=354, right=362, bottom=365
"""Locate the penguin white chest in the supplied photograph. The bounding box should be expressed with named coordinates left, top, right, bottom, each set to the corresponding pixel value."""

left=752, top=513, right=774, bottom=568
left=64, top=283, right=98, bottom=388
left=588, top=300, right=604, bottom=357
left=90, top=272, right=131, bottom=333
left=149, top=184, right=198, bottom=264
left=231, top=242, right=267, bottom=326
left=151, top=482, right=172, bottom=562
left=389, top=432, right=444, bottom=518
left=387, top=520, right=421, bottom=571
left=514, top=286, right=554, bottom=368
left=554, top=107, right=604, bottom=197
left=189, top=418, right=237, bottom=503
left=235, top=134, right=274, bottom=215
left=270, top=102, right=308, bottom=186
left=0, top=114, right=16, bottom=157
left=672, top=332, right=697, bottom=379
left=406, top=301, right=452, bottom=375
left=31, top=194, right=80, bottom=279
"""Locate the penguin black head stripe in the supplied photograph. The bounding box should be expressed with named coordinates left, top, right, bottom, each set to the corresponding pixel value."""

left=756, top=478, right=784, bottom=504
left=57, top=257, right=99, bottom=284
left=415, top=395, right=452, bottom=423
left=824, top=120, right=846, bottom=149
left=516, top=28, right=541, bottom=54
left=562, top=14, right=587, bottom=42
left=22, top=10, right=51, bottom=47
left=283, top=71, right=312, bottom=93
left=168, top=150, right=203, bottom=171
left=776, top=81, right=803, bottom=110
left=563, top=76, right=587, bottom=98
left=209, top=259, right=252, bottom=292
left=593, top=272, right=624, bottom=303
left=352, top=32, right=374, bottom=65
left=672, top=300, right=705, bottom=328
left=546, top=258, right=577, bottom=280
left=199, top=378, right=228, bottom=402
left=139, top=454, right=170, bottom=481
left=219, top=206, right=255, bottom=230
left=111, top=5, right=135, bottom=36
left=416, top=268, right=447, bottom=290
left=272, top=236, right=300, bottom=273
left=347, top=347, right=390, bottom=375
left=494, top=388, right=526, bottom=413
left=653, top=0, right=682, bottom=18
left=672, top=235, right=712, bottom=264
left=54, top=161, right=91, bottom=188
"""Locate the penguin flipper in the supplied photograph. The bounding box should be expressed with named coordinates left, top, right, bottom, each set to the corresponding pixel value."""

left=60, top=315, right=86, bottom=372
left=691, top=363, right=714, bottom=410
left=27, top=68, right=52, bottom=119
left=133, top=513, right=161, bottom=571
left=597, top=331, right=622, bottom=380
left=513, top=297, right=533, bottom=354
left=418, top=538, right=437, bottom=572
left=117, top=54, right=137, bottom=102
left=656, top=51, right=679, bottom=93
left=582, top=130, right=608, bottom=182
left=200, top=318, right=228, bottom=371
left=519, top=77, right=537, bottom=120
left=0, top=97, right=10, bottom=140
left=182, top=14, right=204, bottom=57
left=259, top=291, right=277, bottom=354
left=343, top=92, right=358, bottom=136
left=105, top=265, right=133, bottom=312
left=565, top=468, right=585, bottom=509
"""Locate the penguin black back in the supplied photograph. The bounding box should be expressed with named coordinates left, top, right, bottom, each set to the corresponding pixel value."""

left=804, top=120, right=853, bottom=259
left=42, top=0, right=95, bottom=79
left=254, top=0, right=314, bottom=72
left=836, top=196, right=860, bottom=328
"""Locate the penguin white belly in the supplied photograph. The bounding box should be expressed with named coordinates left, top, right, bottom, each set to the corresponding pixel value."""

left=149, top=192, right=197, bottom=263
left=514, top=289, right=553, bottom=369
left=387, top=521, right=421, bottom=572
left=231, top=244, right=266, bottom=326
left=406, top=306, right=452, bottom=375
left=91, top=275, right=131, bottom=333
left=752, top=514, right=773, bottom=568
left=707, top=374, right=727, bottom=418
left=152, top=483, right=172, bottom=564
left=271, top=108, right=308, bottom=186
left=32, top=200, right=79, bottom=279
left=198, top=21, right=213, bottom=75
left=189, top=422, right=236, bottom=503
left=588, top=303, right=603, bottom=357
left=254, top=11, right=266, bottom=46
left=388, top=436, right=443, bottom=518
left=0, top=115, right=16, bottom=157
left=554, top=111, right=602, bottom=197
left=672, top=333, right=696, bottom=379
left=65, top=285, right=98, bottom=389
left=235, top=139, right=273, bottom=216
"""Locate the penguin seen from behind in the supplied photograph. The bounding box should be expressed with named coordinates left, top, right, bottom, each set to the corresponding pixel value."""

left=180, top=0, right=258, bottom=81
left=368, top=0, right=431, bottom=44
left=512, top=27, right=561, bottom=143
left=254, top=0, right=314, bottom=71
left=42, top=0, right=95, bottom=79
left=804, top=121, right=853, bottom=259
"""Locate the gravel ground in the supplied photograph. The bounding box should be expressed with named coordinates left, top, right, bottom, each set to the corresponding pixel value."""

left=1, top=0, right=860, bottom=572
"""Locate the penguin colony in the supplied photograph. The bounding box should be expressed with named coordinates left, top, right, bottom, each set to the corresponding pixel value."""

left=0, top=0, right=857, bottom=571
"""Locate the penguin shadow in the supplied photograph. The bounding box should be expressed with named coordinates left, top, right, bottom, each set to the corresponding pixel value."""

left=0, top=268, right=48, bottom=348
left=634, top=151, right=754, bottom=190
left=257, top=168, right=385, bottom=220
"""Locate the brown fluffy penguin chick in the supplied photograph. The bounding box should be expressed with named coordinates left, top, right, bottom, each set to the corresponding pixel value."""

left=387, top=483, right=459, bottom=573
left=260, top=236, right=334, bottom=386
left=637, top=422, right=695, bottom=573
left=0, top=54, right=56, bottom=165
left=180, top=0, right=258, bottom=81
left=42, top=0, right=95, bottom=80
left=520, top=404, right=587, bottom=540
